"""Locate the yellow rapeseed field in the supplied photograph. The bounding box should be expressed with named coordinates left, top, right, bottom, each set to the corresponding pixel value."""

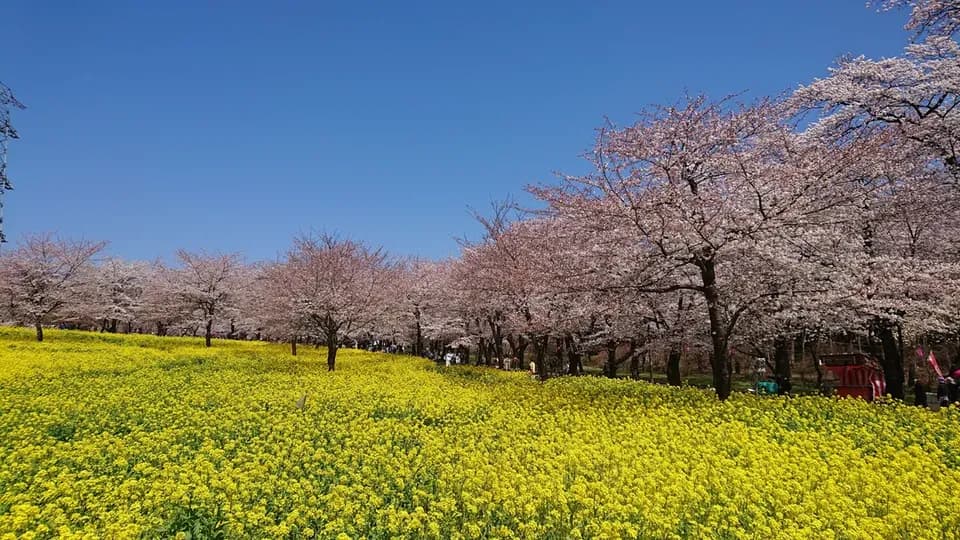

left=0, top=328, right=958, bottom=539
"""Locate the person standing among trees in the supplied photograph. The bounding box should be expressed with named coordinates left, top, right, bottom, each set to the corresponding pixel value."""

left=913, top=378, right=927, bottom=407
left=948, top=375, right=959, bottom=405
left=937, top=377, right=950, bottom=408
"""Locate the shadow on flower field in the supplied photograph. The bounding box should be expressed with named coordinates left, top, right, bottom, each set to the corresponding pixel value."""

left=0, top=327, right=958, bottom=539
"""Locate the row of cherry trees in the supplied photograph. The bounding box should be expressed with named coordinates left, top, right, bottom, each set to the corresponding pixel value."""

left=2, top=1, right=959, bottom=399
left=0, top=233, right=402, bottom=371
left=435, top=0, right=960, bottom=399
left=437, top=0, right=960, bottom=399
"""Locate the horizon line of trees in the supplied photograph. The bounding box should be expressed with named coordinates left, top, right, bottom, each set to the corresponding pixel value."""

left=3, top=1, right=960, bottom=400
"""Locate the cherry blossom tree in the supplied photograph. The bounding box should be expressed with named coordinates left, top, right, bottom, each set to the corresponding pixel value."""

left=532, top=96, right=877, bottom=399
left=256, top=261, right=311, bottom=354
left=826, top=154, right=959, bottom=396
left=359, top=265, right=411, bottom=351
left=0, top=234, right=105, bottom=341
left=78, top=258, right=148, bottom=333
left=221, top=262, right=261, bottom=340
left=171, top=250, right=246, bottom=347
left=784, top=0, right=960, bottom=394
left=393, top=259, right=464, bottom=357
left=266, top=234, right=394, bottom=370
left=3, top=0, right=959, bottom=404
left=794, top=8, right=960, bottom=185
left=455, top=207, right=521, bottom=370
left=880, top=0, right=960, bottom=39
left=136, top=261, right=186, bottom=336
left=643, top=292, right=704, bottom=385
left=456, top=205, right=623, bottom=378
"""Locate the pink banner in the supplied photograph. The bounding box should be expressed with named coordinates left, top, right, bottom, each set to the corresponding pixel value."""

left=928, top=352, right=944, bottom=378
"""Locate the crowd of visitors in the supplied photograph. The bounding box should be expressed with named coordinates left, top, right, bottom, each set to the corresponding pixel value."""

left=915, top=370, right=960, bottom=409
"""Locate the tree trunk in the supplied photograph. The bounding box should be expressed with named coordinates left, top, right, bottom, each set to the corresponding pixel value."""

left=604, top=341, right=618, bottom=378
left=630, top=352, right=641, bottom=380
left=901, top=324, right=915, bottom=384
left=291, top=335, right=298, bottom=356
left=553, top=335, right=565, bottom=374
left=667, top=342, right=682, bottom=386
left=532, top=335, right=548, bottom=381
left=794, top=333, right=806, bottom=384
left=326, top=331, right=338, bottom=371
left=699, top=258, right=732, bottom=400
left=566, top=335, right=582, bottom=376
left=862, top=217, right=903, bottom=398
left=872, top=319, right=904, bottom=399
left=35, top=320, right=43, bottom=342
left=773, top=335, right=792, bottom=380
left=488, top=316, right=504, bottom=368
left=415, top=321, right=423, bottom=357
left=507, top=334, right=528, bottom=364
left=809, top=340, right=824, bottom=390
left=204, top=319, right=213, bottom=348
left=413, top=308, right=423, bottom=356
left=476, top=338, right=486, bottom=366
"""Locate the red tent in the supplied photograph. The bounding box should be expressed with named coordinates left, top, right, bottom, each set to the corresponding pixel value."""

left=820, top=353, right=886, bottom=401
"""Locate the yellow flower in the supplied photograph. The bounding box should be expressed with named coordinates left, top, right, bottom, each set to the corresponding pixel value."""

left=0, top=326, right=957, bottom=539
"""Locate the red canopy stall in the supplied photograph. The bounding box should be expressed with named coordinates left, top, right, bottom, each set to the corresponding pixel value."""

left=820, top=353, right=886, bottom=401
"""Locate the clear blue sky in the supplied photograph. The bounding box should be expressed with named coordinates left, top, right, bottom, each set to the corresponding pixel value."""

left=2, top=1, right=909, bottom=261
